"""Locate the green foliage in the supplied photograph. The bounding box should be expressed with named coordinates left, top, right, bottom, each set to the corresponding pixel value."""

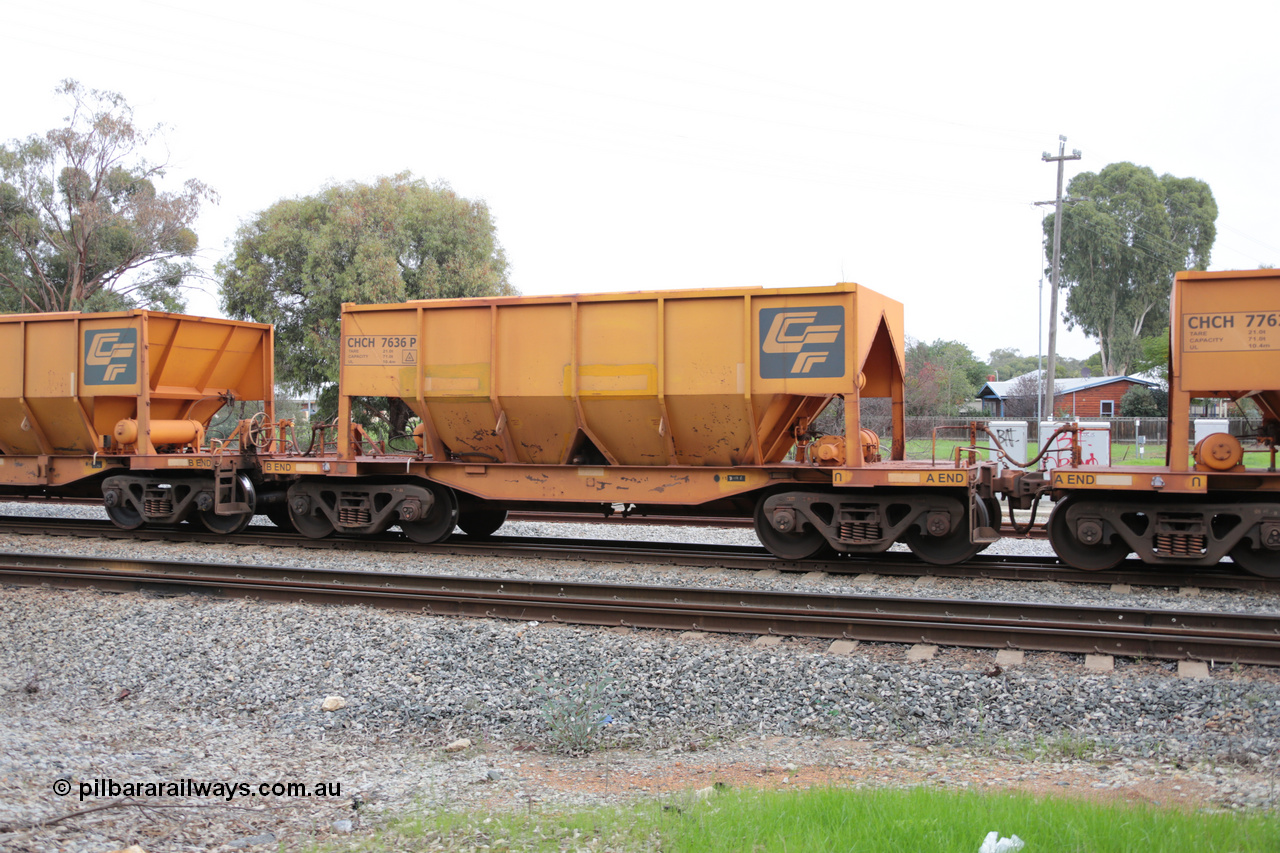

left=1119, top=385, right=1166, bottom=418
left=532, top=673, right=618, bottom=756
left=1050, top=355, right=1087, bottom=379
left=217, top=173, right=513, bottom=400
left=986, top=349, right=1097, bottom=385
left=1233, top=396, right=1262, bottom=420
left=1022, top=731, right=1100, bottom=761
left=1045, top=161, right=1216, bottom=376
left=311, top=385, right=341, bottom=426
left=905, top=338, right=987, bottom=416
left=985, top=347, right=1040, bottom=381
left=1130, top=332, right=1170, bottom=381
left=273, top=393, right=311, bottom=425
left=1149, top=387, right=1169, bottom=415
left=0, top=80, right=214, bottom=313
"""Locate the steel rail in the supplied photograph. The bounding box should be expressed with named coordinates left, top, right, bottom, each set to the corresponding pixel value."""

left=2, top=553, right=1278, bottom=665
left=0, top=514, right=1273, bottom=592
left=0, top=501, right=1041, bottom=534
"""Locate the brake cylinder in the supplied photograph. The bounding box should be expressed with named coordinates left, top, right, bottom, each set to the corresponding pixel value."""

left=114, top=419, right=204, bottom=448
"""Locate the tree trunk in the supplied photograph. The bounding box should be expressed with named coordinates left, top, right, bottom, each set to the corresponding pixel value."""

left=386, top=396, right=414, bottom=439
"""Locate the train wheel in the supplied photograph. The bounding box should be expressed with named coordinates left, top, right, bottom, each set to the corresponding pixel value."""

left=984, top=497, right=1003, bottom=529
left=902, top=498, right=989, bottom=566
left=1230, top=540, right=1280, bottom=578
left=105, top=502, right=144, bottom=530
left=198, top=508, right=253, bottom=535
left=1046, top=496, right=1130, bottom=571
left=197, top=474, right=255, bottom=535
left=401, top=483, right=459, bottom=544
left=458, top=508, right=508, bottom=538
left=288, top=496, right=335, bottom=539
left=754, top=495, right=829, bottom=560
left=977, top=497, right=1002, bottom=554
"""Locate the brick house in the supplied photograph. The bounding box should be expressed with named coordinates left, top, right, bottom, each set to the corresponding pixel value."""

left=977, top=372, right=1161, bottom=419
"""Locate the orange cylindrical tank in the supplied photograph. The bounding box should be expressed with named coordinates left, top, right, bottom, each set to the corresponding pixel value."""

left=114, top=419, right=203, bottom=447
left=1193, top=432, right=1244, bottom=471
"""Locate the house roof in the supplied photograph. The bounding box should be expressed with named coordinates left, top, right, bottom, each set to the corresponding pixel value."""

left=977, top=371, right=1161, bottom=401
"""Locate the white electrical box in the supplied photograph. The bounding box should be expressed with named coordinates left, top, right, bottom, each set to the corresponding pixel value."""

left=1193, top=419, right=1230, bottom=445
left=1040, top=421, right=1111, bottom=470
left=987, top=421, right=1028, bottom=473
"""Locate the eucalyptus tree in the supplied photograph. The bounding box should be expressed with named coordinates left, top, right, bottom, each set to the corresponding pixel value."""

left=218, top=173, right=512, bottom=433
left=0, top=80, right=214, bottom=313
left=1043, top=162, right=1216, bottom=376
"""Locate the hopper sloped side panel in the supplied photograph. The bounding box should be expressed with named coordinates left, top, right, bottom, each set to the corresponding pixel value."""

left=145, top=315, right=273, bottom=422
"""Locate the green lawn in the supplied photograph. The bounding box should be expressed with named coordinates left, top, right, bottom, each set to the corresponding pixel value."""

left=349, top=785, right=1280, bottom=852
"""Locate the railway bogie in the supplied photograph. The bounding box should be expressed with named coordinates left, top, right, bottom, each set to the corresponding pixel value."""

left=284, top=478, right=459, bottom=542
left=752, top=488, right=996, bottom=564
left=1046, top=492, right=1279, bottom=572
left=99, top=471, right=258, bottom=534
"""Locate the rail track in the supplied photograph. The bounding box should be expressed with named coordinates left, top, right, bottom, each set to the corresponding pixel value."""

left=3, top=551, right=1278, bottom=665
left=0, top=514, right=1274, bottom=592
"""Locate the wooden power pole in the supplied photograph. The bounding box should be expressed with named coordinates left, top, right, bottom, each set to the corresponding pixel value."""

left=1039, top=136, right=1082, bottom=424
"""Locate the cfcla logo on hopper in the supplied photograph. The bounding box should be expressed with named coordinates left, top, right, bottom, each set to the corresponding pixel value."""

left=84, top=329, right=138, bottom=385
left=758, top=307, right=844, bottom=378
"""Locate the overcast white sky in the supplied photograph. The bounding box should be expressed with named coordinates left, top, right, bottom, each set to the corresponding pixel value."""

left=6, top=0, right=1279, bottom=365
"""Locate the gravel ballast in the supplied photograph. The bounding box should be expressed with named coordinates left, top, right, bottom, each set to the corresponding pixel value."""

left=2, top=508, right=1279, bottom=851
